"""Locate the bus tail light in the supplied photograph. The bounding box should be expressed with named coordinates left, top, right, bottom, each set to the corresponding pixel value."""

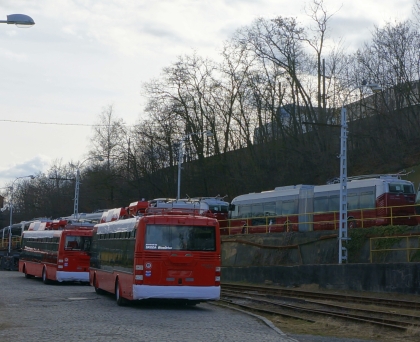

left=215, top=266, right=221, bottom=285
left=135, top=264, right=143, bottom=284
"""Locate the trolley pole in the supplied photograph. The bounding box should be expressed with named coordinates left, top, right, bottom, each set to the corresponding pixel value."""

left=338, top=106, right=348, bottom=264
left=338, top=81, right=382, bottom=264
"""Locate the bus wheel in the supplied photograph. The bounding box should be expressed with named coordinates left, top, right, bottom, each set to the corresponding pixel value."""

left=24, top=266, right=33, bottom=279
left=94, top=277, right=104, bottom=295
left=42, top=268, right=50, bottom=285
left=115, top=280, right=127, bottom=306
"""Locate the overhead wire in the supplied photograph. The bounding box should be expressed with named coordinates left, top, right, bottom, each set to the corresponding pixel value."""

left=0, top=119, right=127, bottom=127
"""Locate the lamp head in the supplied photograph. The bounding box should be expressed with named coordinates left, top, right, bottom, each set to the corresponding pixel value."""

left=6, top=14, right=35, bottom=27
left=205, top=130, right=214, bottom=137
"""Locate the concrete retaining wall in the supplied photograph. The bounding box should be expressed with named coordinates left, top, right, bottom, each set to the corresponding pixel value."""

left=222, top=263, right=420, bottom=294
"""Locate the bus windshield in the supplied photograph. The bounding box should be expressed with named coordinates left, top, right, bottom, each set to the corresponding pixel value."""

left=64, top=236, right=92, bottom=251
left=208, top=205, right=228, bottom=213
left=145, top=225, right=216, bottom=251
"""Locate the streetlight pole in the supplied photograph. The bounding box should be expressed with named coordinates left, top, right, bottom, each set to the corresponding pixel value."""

left=8, top=175, right=35, bottom=255
left=176, top=130, right=214, bottom=200
left=0, top=14, right=35, bottom=27
left=72, top=156, right=104, bottom=220
left=338, top=81, right=381, bottom=264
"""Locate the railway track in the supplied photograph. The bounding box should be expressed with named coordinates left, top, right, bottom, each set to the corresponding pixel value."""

left=222, top=283, right=420, bottom=310
left=220, top=283, right=420, bottom=331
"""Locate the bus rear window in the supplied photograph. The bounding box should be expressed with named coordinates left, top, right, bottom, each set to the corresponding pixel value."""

left=65, top=236, right=91, bottom=251
left=145, top=225, right=216, bottom=251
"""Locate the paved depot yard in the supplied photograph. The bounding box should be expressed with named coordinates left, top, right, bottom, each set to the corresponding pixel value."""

left=0, top=271, right=295, bottom=342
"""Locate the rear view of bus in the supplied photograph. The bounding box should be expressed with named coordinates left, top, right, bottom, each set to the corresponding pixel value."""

left=90, top=211, right=221, bottom=306
left=19, top=229, right=92, bottom=284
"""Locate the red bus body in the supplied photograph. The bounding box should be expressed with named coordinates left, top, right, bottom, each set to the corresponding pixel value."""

left=19, top=229, right=93, bottom=283
left=128, top=200, right=149, bottom=217
left=90, top=212, right=221, bottom=305
left=228, top=176, right=417, bottom=234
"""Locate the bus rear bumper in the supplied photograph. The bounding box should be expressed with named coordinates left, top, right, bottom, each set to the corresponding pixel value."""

left=132, top=285, right=220, bottom=301
left=56, top=271, right=89, bottom=283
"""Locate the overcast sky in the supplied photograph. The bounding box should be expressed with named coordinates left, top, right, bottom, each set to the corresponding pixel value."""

left=0, top=0, right=415, bottom=188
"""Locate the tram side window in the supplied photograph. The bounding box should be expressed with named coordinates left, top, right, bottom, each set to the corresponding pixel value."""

left=282, top=200, right=297, bottom=215
left=263, top=202, right=276, bottom=216
left=275, top=201, right=282, bottom=215
left=329, top=195, right=339, bottom=212
left=347, top=193, right=359, bottom=210
left=252, top=203, right=264, bottom=217
left=359, top=191, right=375, bottom=209
left=314, top=196, right=328, bottom=213
left=238, top=204, right=251, bottom=218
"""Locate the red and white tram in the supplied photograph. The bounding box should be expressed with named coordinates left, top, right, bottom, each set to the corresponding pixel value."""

left=228, top=175, right=417, bottom=234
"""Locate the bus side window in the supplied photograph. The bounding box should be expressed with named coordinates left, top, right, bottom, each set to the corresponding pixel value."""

left=83, top=239, right=91, bottom=251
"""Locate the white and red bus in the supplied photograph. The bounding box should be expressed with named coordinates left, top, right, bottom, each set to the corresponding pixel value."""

left=228, top=175, right=417, bottom=234
left=149, top=197, right=230, bottom=227
left=89, top=210, right=221, bottom=306
left=19, top=229, right=93, bottom=284
left=190, top=197, right=230, bottom=228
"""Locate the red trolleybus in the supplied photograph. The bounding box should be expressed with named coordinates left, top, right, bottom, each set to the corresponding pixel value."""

left=89, top=211, right=221, bottom=306
left=228, top=175, right=417, bottom=234
left=19, top=229, right=93, bottom=284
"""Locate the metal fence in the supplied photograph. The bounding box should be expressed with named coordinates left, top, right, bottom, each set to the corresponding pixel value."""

left=219, top=203, right=419, bottom=235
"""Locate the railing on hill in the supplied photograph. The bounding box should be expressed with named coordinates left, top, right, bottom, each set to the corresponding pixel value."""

left=219, top=203, right=419, bottom=235
left=370, top=235, right=420, bottom=263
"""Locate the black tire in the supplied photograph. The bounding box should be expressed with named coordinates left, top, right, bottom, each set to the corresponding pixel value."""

left=94, top=276, right=104, bottom=295
left=24, top=268, right=33, bottom=279
left=115, top=280, right=127, bottom=306
left=42, top=268, right=50, bottom=285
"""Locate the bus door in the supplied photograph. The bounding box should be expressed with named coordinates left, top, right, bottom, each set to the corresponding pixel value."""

left=298, top=186, right=314, bottom=232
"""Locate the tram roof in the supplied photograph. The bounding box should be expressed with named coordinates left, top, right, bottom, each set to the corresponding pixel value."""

left=232, top=177, right=413, bottom=203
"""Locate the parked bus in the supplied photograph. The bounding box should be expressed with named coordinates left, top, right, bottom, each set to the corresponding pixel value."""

left=190, top=196, right=230, bottom=229
left=19, top=228, right=93, bottom=284
left=1, top=219, right=52, bottom=270
left=89, top=210, right=221, bottom=306
left=228, top=175, right=417, bottom=234
left=149, top=197, right=230, bottom=226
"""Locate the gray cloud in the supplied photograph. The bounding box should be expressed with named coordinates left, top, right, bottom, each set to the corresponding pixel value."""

left=0, top=155, right=50, bottom=183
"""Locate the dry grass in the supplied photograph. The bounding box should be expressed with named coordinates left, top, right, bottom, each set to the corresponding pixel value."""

left=271, top=314, right=420, bottom=342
